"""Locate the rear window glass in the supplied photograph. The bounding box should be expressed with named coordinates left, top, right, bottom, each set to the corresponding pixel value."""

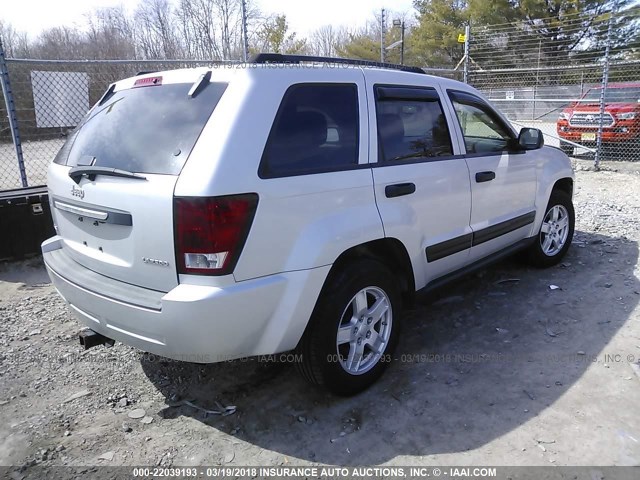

left=55, top=81, right=227, bottom=175
left=259, top=84, right=359, bottom=178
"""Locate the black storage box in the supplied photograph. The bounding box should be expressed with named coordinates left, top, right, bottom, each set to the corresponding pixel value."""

left=0, top=186, right=55, bottom=260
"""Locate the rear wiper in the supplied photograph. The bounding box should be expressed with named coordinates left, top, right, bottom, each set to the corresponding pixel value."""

left=68, top=166, right=147, bottom=184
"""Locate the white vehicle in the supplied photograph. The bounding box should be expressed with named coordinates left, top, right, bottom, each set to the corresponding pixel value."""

left=42, top=54, right=575, bottom=395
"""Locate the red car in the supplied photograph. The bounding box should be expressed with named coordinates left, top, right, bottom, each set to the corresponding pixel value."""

left=557, top=82, right=640, bottom=159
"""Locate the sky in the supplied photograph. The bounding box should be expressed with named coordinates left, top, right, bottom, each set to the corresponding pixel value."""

left=2, top=0, right=417, bottom=39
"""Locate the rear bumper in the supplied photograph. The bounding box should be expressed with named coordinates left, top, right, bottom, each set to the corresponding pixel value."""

left=42, top=236, right=329, bottom=362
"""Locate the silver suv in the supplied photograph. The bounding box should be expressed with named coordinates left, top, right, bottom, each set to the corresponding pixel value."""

left=43, top=54, right=575, bottom=395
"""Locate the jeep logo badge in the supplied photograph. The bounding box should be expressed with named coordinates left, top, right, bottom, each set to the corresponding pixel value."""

left=71, top=185, right=85, bottom=199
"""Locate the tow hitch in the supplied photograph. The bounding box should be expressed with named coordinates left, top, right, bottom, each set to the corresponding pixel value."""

left=78, top=329, right=115, bottom=350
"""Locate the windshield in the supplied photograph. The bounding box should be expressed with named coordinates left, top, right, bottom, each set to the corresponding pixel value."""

left=54, top=81, right=228, bottom=175
left=581, top=86, right=640, bottom=103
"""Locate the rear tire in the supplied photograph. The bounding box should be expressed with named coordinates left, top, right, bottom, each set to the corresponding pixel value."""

left=525, top=190, right=575, bottom=268
left=296, top=259, right=401, bottom=395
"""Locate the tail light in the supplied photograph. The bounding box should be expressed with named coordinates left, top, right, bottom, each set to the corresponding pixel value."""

left=174, top=194, right=258, bottom=276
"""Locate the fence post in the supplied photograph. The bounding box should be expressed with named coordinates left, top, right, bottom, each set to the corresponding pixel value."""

left=241, top=0, right=249, bottom=62
left=594, top=12, right=614, bottom=171
left=0, top=38, right=28, bottom=187
left=380, top=9, right=386, bottom=63
left=463, top=24, right=470, bottom=84
left=532, top=40, right=542, bottom=120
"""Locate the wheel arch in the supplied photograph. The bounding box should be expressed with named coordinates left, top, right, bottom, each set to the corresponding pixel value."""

left=531, top=175, right=574, bottom=238
left=533, top=148, right=575, bottom=236
left=553, top=177, right=574, bottom=198
left=295, top=238, right=410, bottom=393
left=325, top=238, right=416, bottom=305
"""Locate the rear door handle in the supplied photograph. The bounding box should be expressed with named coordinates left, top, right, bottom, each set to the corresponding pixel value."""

left=475, top=171, right=496, bottom=183
left=385, top=183, right=416, bottom=198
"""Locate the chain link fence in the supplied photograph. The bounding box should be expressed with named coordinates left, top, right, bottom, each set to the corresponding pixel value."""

left=465, top=9, right=640, bottom=166
left=0, top=8, right=638, bottom=191
left=0, top=58, right=213, bottom=190
left=0, top=74, right=20, bottom=190
left=467, top=61, right=640, bottom=159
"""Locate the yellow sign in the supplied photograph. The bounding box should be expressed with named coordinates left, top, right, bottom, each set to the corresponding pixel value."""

left=458, top=33, right=466, bottom=43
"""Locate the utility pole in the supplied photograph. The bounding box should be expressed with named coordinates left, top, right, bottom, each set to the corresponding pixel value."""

left=241, top=0, right=249, bottom=62
left=380, top=8, right=386, bottom=63
left=400, top=21, right=405, bottom=65
left=392, top=19, right=405, bottom=65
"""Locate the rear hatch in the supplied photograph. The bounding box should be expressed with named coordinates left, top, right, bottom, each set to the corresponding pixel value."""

left=48, top=72, right=227, bottom=292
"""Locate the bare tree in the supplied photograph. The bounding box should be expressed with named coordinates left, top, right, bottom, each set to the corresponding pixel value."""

left=9, top=7, right=136, bottom=61
left=215, top=0, right=238, bottom=60
left=85, top=6, right=137, bottom=59
left=135, top=0, right=180, bottom=59
left=174, top=0, right=262, bottom=60
left=308, top=25, right=349, bottom=57
left=0, top=0, right=276, bottom=61
left=175, top=0, right=222, bottom=59
left=31, top=26, right=86, bottom=59
left=0, top=20, right=18, bottom=56
left=0, top=20, right=30, bottom=57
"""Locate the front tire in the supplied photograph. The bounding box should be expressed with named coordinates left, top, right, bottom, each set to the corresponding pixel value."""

left=525, top=190, right=575, bottom=268
left=296, top=259, right=401, bottom=395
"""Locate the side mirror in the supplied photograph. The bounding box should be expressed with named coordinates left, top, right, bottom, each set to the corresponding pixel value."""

left=518, top=127, right=544, bottom=150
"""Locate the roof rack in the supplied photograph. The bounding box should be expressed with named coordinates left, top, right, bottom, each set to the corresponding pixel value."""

left=251, top=53, right=425, bottom=75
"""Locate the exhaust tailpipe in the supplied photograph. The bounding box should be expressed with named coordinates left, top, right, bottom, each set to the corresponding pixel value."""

left=79, top=329, right=115, bottom=350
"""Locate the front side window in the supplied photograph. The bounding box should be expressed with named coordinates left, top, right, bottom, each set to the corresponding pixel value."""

left=449, top=91, right=513, bottom=154
left=375, top=88, right=453, bottom=162
left=259, top=84, right=359, bottom=177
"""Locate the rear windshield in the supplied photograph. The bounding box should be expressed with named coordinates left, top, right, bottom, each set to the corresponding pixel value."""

left=55, top=81, right=227, bottom=175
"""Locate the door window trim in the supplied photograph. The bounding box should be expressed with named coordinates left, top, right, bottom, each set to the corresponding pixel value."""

left=376, top=86, right=441, bottom=102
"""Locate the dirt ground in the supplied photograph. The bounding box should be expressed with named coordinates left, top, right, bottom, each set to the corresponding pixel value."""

left=1, top=161, right=640, bottom=475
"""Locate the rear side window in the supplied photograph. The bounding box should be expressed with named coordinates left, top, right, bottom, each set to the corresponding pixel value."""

left=375, top=86, right=453, bottom=162
left=55, top=82, right=228, bottom=175
left=259, top=84, right=359, bottom=178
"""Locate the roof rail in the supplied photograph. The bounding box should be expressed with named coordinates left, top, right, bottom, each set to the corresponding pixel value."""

left=251, top=53, right=425, bottom=75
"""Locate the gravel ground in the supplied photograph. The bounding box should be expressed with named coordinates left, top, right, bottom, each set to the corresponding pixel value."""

left=1, top=164, right=640, bottom=475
